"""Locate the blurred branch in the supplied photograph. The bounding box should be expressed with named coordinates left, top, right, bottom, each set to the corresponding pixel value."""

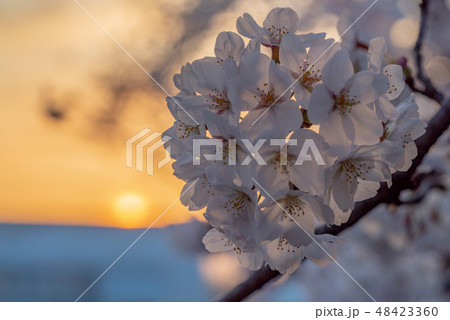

left=397, top=170, right=446, bottom=205
left=220, top=265, right=280, bottom=302
left=412, top=0, right=444, bottom=104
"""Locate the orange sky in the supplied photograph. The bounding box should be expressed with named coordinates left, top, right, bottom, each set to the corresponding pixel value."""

left=0, top=0, right=198, bottom=228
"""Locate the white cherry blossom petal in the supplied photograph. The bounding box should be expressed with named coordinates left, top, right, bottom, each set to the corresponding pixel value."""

left=298, top=32, right=326, bottom=47
left=354, top=180, right=380, bottom=202
left=263, top=7, right=299, bottom=45
left=236, top=250, right=265, bottom=271
left=322, top=50, right=354, bottom=95
left=357, top=159, right=391, bottom=182
left=279, top=33, right=307, bottom=72
left=308, top=84, right=334, bottom=122
left=331, top=167, right=358, bottom=212
left=268, top=59, right=293, bottom=97
left=382, top=64, right=405, bottom=100
left=236, top=13, right=267, bottom=42
left=180, top=176, right=218, bottom=211
left=265, top=236, right=303, bottom=274
left=319, top=111, right=352, bottom=156
left=346, top=71, right=388, bottom=105
left=368, top=37, right=386, bottom=73
left=302, top=235, right=337, bottom=266
left=374, top=97, right=399, bottom=122
left=348, top=104, right=383, bottom=146
left=288, top=128, right=332, bottom=196
left=307, top=38, right=340, bottom=73
left=214, top=31, right=245, bottom=63
left=190, top=59, right=227, bottom=95
left=202, top=229, right=234, bottom=253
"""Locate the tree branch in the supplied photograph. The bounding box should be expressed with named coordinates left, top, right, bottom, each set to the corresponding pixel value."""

left=220, top=265, right=281, bottom=302
left=413, top=0, right=444, bottom=104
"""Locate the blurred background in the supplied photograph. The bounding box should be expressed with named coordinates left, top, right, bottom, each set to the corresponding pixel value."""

left=1, top=0, right=449, bottom=301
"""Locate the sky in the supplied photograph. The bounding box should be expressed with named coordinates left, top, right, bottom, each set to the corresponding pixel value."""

left=1, top=0, right=440, bottom=229
left=0, top=0, right=195, bottom=228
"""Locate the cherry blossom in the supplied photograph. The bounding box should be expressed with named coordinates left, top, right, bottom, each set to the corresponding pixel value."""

left=255, top=128, right=332, bottom=195
left=280, top=34, right=339, bottom=107
left=229, top=51, right=302, bottom=136
left=380, top=97, right=427, bottom=172
left=367, top=37, right=405, bottom=122
left=203, top=228, right=265, bottom=271
left=308, top=49, right=388, bottom=155
left=260, top=189, right=334, bottom=247
left=325, top=146, right=391, bottom=213
left=236, top=7, right=299, bottom=48
left=164, top=7, right=426, bottom=274
left=265, top=234, right=337, bottom=274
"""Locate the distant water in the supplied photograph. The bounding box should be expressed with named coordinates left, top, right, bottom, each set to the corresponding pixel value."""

left=0, top=223, right=306, bottom=301
left=0, top=223, right=211, bottom=301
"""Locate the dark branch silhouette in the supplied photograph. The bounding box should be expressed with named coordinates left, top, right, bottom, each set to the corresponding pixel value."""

left=220, top=265, right=281, bottom=302
left=413, top=0, right=444, bottom=104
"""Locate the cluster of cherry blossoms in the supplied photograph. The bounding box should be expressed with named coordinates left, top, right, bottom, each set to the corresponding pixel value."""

left=300, top=130, right=450, bottom=300
left=163, top=7, right=426, bottom=274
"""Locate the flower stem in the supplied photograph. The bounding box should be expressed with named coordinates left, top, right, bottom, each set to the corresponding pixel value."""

left=271, top=46, right=280, bottom=63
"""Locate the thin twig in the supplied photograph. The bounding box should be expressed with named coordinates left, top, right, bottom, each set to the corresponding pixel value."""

left=413, top=0, right=444, bottom=103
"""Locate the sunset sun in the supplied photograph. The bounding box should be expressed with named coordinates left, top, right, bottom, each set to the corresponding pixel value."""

left=114, top=194, right=148, bottom=228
